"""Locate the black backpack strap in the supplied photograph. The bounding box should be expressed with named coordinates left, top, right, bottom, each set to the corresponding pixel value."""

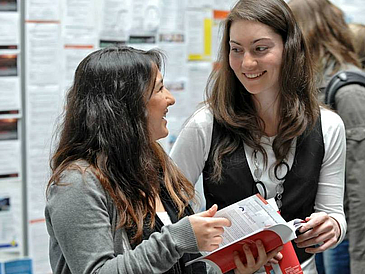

left=324, top=70, right=365, bottom=110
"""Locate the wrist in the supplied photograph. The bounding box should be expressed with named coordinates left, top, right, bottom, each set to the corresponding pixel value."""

left=329, top=216, right=341, bottom=241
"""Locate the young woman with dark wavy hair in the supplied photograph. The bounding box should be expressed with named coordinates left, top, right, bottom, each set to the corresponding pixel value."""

left=171, top=0, right=347, bottom=272
left=45, top=46, right=279, bottom=274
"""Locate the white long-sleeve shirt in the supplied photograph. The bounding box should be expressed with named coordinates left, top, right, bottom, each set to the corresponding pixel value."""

left=170, top=105, right=347, bottom=274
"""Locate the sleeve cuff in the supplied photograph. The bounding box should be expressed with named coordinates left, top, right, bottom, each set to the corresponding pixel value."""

left=163, top=216, right=200, bottom=254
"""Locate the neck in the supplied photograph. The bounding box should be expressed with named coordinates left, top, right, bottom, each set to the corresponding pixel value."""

left=253, top=93, right=280, bottom=137
left=155, top=195, right=166, bottom=212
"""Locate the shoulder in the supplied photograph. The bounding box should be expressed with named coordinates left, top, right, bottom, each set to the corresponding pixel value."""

left=320, top=107, right=345, bottom=139
left=338, top=66, right=365, bottom=92
left=329, top=65, right=365, bottom=97
left=186, top=105, right=213, bottom=127
left=47, top=162, right=107, bottom=206
left=180, top=105, right=214, bottom=137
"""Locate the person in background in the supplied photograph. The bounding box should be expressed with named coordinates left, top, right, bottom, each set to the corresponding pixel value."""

left=288, top=0, right=365, bottom=273
left=349, top=23, right=365, bottom=69
left=170, top=0, right=347, bottom=273
left=45, top=45, right=282, bottom=274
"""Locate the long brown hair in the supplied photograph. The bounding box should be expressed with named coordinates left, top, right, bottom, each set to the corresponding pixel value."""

left=48, top=46, right=194, bottom=243
left=289, top=0, right=360, bottom=75
left=206, top=0, right=319, bottom=182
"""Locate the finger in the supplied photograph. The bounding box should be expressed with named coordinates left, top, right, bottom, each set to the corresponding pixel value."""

left=295, top=223, right=327, bottom=243
left=303, top=239, right=334, bottom=254
left=268, top=250, right=283, bottom=264
left=295, top=228, right=319, bottom=243
left=243, top=244, right=256, bottom=268
left=233, top=251, right=246, bottom=272
left=210, top=235, right=223, bottom=246
left=300, top=213, right=327, bottom=233
left=208, top=204, right=218, bottom=215
left=210, top=217, right=232, bottom=227
left=255, top=240, right=268, bottom=264
left=296, top=231, right=332, bottom=248
left=303, top=234, right=338, bottom=253
left=266, top=246, right=283, bottom=262
left=196, top=204, right=218, bottom=217
left=273, top=251, right=283, bottom=261
left=267, top=247, right=283, bottom=264
left=207, top=244, right=220, bottom=252
left=304, top=235, right=337, bottom=254
left=212, top=226, right=224, bottom=235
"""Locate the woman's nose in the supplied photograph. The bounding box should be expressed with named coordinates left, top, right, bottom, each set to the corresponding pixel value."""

left=241, top=52, right=257, bottom=70
left=165, top=88, right=175, bottom=106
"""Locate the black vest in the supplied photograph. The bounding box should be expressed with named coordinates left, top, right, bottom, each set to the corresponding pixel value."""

left=203, top=118, right=324, bottom=263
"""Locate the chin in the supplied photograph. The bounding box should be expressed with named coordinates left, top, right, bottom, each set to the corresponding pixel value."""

left=160, top=131, right=169, bottom=139
left=153, top=131, right=169, bottom=141
left=242, top=85, right=262, bottom=95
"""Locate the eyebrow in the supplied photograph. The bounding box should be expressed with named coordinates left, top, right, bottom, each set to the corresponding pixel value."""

left=229, top=38, right=272, bottom=45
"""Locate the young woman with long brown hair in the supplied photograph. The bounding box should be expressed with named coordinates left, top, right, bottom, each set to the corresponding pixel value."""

left=171, top=0, right=347, bottom=272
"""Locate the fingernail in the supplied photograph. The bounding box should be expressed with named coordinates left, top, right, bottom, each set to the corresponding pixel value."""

left=256, top=240, right=262, bottom=246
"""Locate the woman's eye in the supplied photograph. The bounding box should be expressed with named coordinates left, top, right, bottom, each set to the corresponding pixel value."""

left=230, top=47, right=242, bottom=53
left=256, top=46, right=267, bottom=52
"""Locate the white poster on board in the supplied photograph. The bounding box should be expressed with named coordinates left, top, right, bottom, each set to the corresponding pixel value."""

left=0, top=50, right=21, bottom=113
left=159, top=0, right=186, bottom=33
left=0, top=181, right=22, bottom=253
left=26, top=23, right=61, bottom=86
left=61, top=0, right=99, bottom=45
left=99, top=0, right=132, bottom=43
left=0, top=118, right=21, bottom=179
left=0, top=12, right=19, bottom=46
left=26, top=0, right=60, bottom=21
left=0, top=78, right=20, bottom=113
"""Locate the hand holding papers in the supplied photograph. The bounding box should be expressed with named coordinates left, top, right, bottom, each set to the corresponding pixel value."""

left=186, top=194, right=304, bottom=274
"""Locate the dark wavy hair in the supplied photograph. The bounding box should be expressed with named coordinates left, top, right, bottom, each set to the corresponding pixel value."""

left=205, top=0, right=319, bottom=182
left=289, top=0, right=361, bottom=75
left=47, top=46, right=194, bottom=242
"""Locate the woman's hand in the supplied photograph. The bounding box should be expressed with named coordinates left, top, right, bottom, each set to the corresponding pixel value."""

left=294, top=212, right=341, bottom=253
left=188, top=204, right=231, bottom=252
left=267, top=250, right=283, bottom=265
left=233, top=241, right=283, bottom=274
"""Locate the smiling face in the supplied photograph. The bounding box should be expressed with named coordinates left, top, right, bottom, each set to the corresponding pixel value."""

left=229, top=20, right=284, bottom=99
left=146, top=70, right=175, bottom=141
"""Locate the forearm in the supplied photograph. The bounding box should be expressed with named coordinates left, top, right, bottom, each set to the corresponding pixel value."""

left=315, top=110, right=347, bottom=245
left=47, top=169, right=200, bottom=274
left=96, top=217, right=199, bottom=274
